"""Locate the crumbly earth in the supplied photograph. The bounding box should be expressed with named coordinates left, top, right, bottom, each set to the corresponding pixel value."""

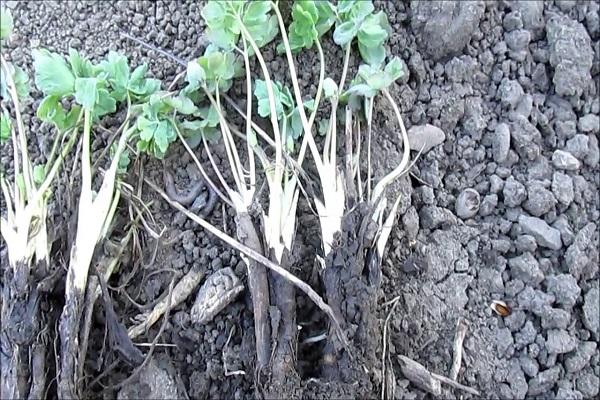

left=1, top=0, right=599, bottom=399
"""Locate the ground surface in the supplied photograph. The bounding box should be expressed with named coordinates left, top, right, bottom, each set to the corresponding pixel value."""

left=1, top=0, right=599, bottom=399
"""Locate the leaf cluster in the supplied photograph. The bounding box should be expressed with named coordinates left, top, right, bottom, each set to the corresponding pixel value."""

left=283, top=0, right=336, bottom=53
left=333, top=0, right=391, bottom=66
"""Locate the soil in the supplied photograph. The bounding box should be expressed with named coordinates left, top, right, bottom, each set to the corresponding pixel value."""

left=1, top=0, right=599, bottom=399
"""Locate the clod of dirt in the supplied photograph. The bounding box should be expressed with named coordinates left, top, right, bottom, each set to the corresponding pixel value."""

left=406, top=123, right=446, bottom=153
left=191, top=267, right=244, bottom=324
left=410, top=0, right=485, bottom=61
left=117, top=356, right=187, bottom=400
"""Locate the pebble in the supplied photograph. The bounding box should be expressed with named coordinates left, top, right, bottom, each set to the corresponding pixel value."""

left=527, top=366, right=561, bottom=396
left=503, top=176, right=527, bottom=207
left=508, top=252, right=544, bottom=285
left=518, top=215, right=562, bottom=250
left=479, top=194, right=498, bottom=216
left=519, top=355, right=539, bottom=378
left=406, top=124, right=446, bottom=153
left=419, top=206, right=457, bottom=230
left=551, top=172, right=574, bottom=206
left=517, top=286, right=555, bottom=316
left=582, top=287, right=599, bottom=339
left=523, top=180, right=556, bottom=217
left=492, top=122, right=510, bottom=162
left=552, top=215, right=575, bottom=246
left=545, top=274, right=580, bottom=307
left=565, top=134, right=590, bottom=160
left=497, top=78, right=524, bottom=108
left=545, top=329, right=577, bottom=354
left=565, top=223, right=597, bottom=279
left=455, top=188, right=480, bottom=219
left=515, top=235, right=537, bottom=253
left=515, top=320, right=537, bottom=349
left=565, top=341, right=597, bottom=373
left=578, top=114, right=599, bottom=133
left=489, top=174, right=504, bottom=193
left=540, top=308, right=571, bottom=330
left=576, top=373, right=599, bottom=398
left=496, top=327, right=515, bottom=357
left=552, top=150, right=581, bottom=170
left=556, top=388, right=584, bottom=400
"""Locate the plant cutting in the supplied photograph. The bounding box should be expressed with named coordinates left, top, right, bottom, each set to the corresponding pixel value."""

left=0, top=10, right=82, bottom=398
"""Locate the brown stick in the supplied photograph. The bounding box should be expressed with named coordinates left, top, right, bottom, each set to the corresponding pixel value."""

left=449, top=318, right=468, bottom=381
left=397, top=355, right=481, bottom=397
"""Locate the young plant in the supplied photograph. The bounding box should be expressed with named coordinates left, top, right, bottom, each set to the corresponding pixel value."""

left=0, top=11, right=81, bottom=398
left=42, top=48, right=162, bottom=398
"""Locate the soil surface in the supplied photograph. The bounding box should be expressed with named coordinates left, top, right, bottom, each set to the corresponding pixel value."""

left=1, top=0, right=599, bottom=399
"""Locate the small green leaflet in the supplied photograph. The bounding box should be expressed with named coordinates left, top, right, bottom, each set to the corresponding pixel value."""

left=254, top=79, right=292, bottom=119
left=32, top=49, right=75, bottom=97
left=74, top=77, right=98, bottom=110
left=0, top=62, right=29, bottom=100
left=0, top=7, right=13, bottom=40
left=33, top=165, right=46, bottom=185
left=0, top=110, right=11, bottom=143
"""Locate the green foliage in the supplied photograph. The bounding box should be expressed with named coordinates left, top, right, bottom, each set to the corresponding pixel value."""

left=37, top=95, right=81, bottom=131
left=0, top=62, right=29, bottom=100
left=0, top=110, right=10, bottom=143
left=186, top=47, right=241, bottom=95
left=201, top=0, right=278, bottom=51
left=333, top=0, right=390, bottom=66
left=342, top=57, right=405, bottom=107
left=179, top=103, right=221, bottom=146
left=253, top=79, right=314, bottom=152
left=33, top=164, right=45, bottom=185
left=32, top=49, right=76, bottom=97
left=282, top=0, right=336, bottom=53
left=0, top=7, right=13, bottom=40
left=110, top=143, right=130, bottom=175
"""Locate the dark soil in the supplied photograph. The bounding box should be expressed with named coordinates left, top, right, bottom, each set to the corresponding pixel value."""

left=1, top=0, right=599, bottom=399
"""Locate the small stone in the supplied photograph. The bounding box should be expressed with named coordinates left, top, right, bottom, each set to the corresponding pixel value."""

left=492, top=122, right=511, bottom=162
left=541, top=308, right=571, bottom=330
left=515, top=235, right=537, bottom=253
left=545, top=274, right=580, bottom=307
left=552, top=172, right=574, bottom=206
left=480, top=268, right=504, bottom=294
left=566, top=134, right=590, bottom=160
left=496, top=327, right=514, bottom=357
left=515, top=320, right=537, bottom=349
left=519, top=355, right=539, bottom=378
left=565, top=341, right=597, bottom=373
left=523, top=180, right=556, bottom=217
left=578, top=114, right=599, bottom=133
left=552, top=217, right=574, bottom=248
left=419, top=206, right=457, bottom=230
left=556, top=388, right=584, bottom=400
left=518, top=215, right=562, bottom=250
left=497, top=78, right=524, bottom=108
left=511, top=115, right=542, bottom=161
left=508, top=252, right=544, bottom=285
left=504, top=310, right=526, bottom=332
left=402, top=206, right=419, bottom=243
left=565, top=223, right=598, bottom=279
left=407, top=124, right=446, bottom=153
left=552, top=150, right=581, bottom=170
left=556, top=120, right=577, bottom=141
left=546, top=329, right=577, bottom=354
left=576, top=373, right=599, bottom=398
left=517, top=286, right=555, bottom=316
left=132, top=13, right=145, bottom=27
left=479, top=194, right=498, bottom=216
left=455, top=188, right=480, bottom=219
left=582, top=287, right=599, bottom=339
left=490, top=174, right=504, bottom=193
left=503, top=176, right=527, bottom=207
left=527, top=366, right=561, bottom=396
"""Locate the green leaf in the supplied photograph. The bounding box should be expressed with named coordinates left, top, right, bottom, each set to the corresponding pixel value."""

left=137, top=116, right=157, bottom=141
left=254, top=79, right=285, bottom=119
left=37, top=95, right=67, bottom=127
left=0, top=111, right=11, bottom=143
left=197, top=104, right=220, bottom=127
left=315, top=1, right=336, bottom=37
left=74, top=77, right=98, bottom=110
left=357, top=16, right=388, bottom=47
left=95, top=89, right=116, bottom=117
left=323, top=77, right=338, bottom=98
left=384, top=57, right=405, bottom=82
left=333, top=20, right=358, bottom=46
left=358, top=43, right=386, bottom=67
left=0, top=7, right=14, bottom=40
left=186, top=60, right=205, bottom=87
left=1, top=63, right=29, bottom=100
left=165, top=95, right=197, bottom=115
left=68, top=48, right=94, bottom=78
left=101, top=51, right=130, bottom=90
left=63, top=105, right=82, bottom=130
left=337, top=0, right=356, bottom=14
left=32, top=49, right=76, bottom=96
left=33, top=165, right=45, bottom=185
